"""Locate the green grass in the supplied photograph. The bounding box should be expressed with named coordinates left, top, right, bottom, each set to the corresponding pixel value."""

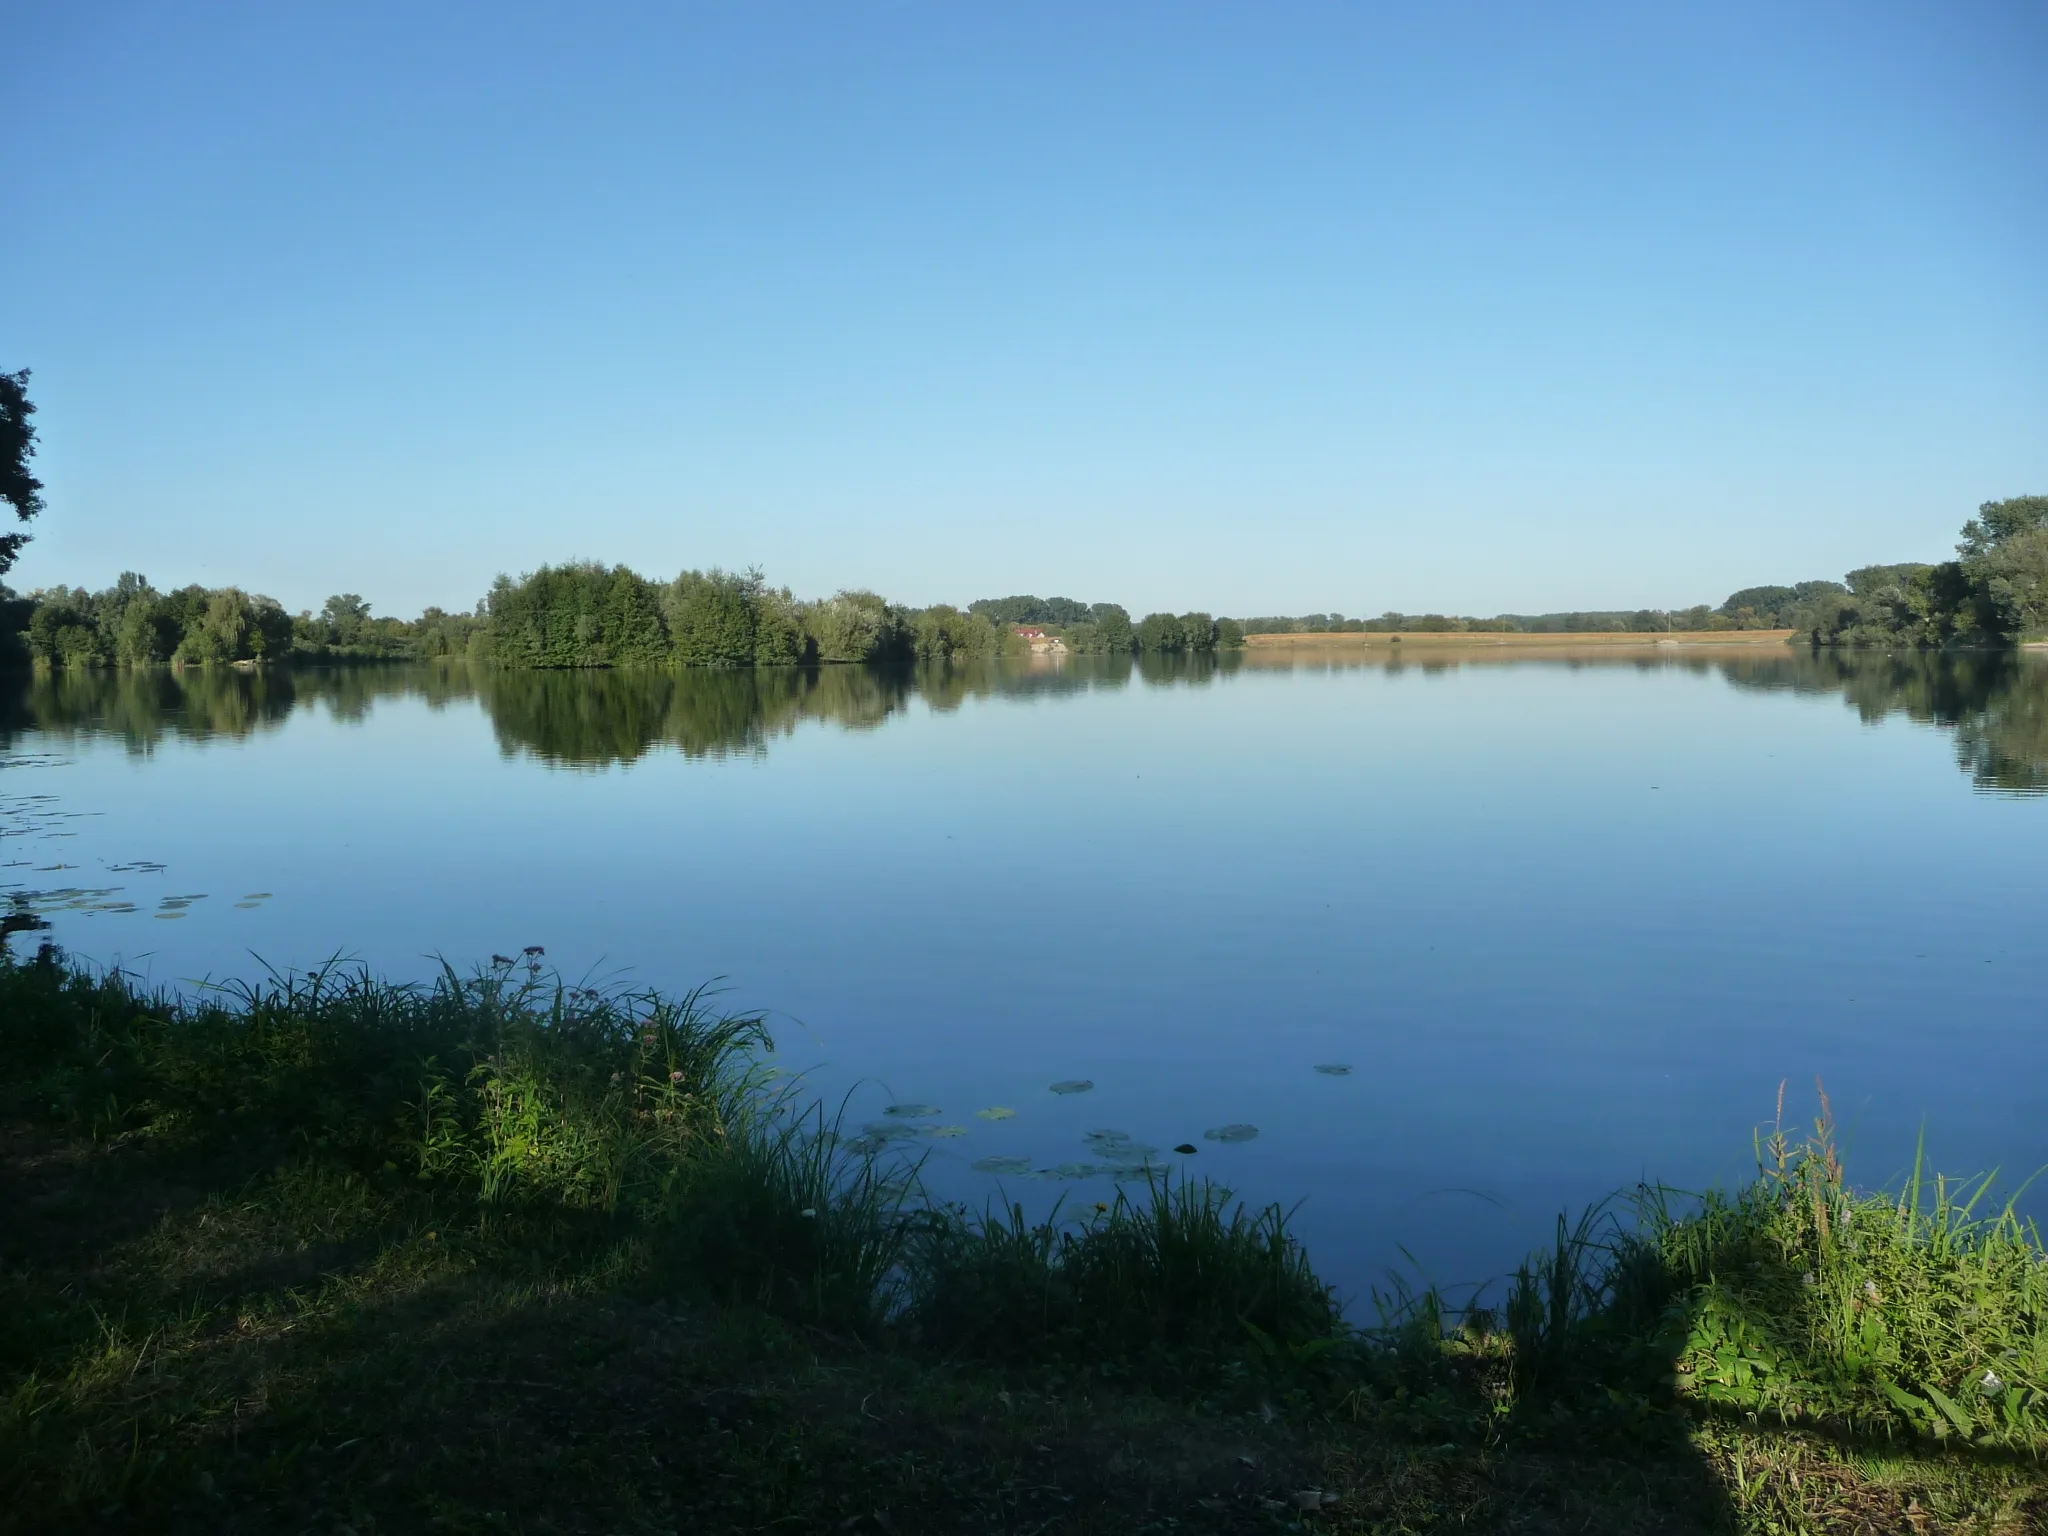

left=2, top=945, right=2044, bottom=1533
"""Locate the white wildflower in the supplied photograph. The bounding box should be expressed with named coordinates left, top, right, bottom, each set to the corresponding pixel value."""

left=800, top=1207, right=817, bottom=1219
left=1982, top=1370, right=2004, bottom=1394
left=1801, top=1271, right=1816, bottom=1288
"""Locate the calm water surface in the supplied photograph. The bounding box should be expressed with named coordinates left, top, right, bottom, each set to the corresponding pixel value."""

left=5, top=647, right=2045, bottom=1299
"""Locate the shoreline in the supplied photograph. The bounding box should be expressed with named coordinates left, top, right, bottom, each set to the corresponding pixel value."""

left=1, top=947, right=2042, bottom=1532
left=1245, top=628, right=1798, bottom=650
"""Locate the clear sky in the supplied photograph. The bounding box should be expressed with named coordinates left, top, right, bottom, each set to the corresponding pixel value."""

left=4, top=2, right=2043, bottom=620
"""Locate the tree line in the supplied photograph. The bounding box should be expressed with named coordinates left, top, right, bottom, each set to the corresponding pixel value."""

left=1237, top=497, right=2046, bottom=646
left=1, top=499, right=2040, bottom=671
left=0, top=561, right=1252, bottom=670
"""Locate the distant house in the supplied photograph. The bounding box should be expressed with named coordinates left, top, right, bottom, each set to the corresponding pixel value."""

left=1012, top=625, right=1067, bottom=656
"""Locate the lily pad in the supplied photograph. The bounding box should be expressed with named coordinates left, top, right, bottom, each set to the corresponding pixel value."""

left=858, top=1121, right=926, bottom=1142
left=974, top=1107, right=1016, bottom=1122
left=928, top=1126, right=968, bottom=1139
left=1032, top=1162, right=1107, bottom=1181
left=1049, top=1079, right=1094, bottom=1096
left=1313, top=1064, right=1354, bottom=1076
left=1203, top=1124, right=1259, bottom=1144
left=883, top=1103, right=941, bottom=1119
left=1173, top=1144, right=1198, bottom=1155
left=971, top=1155, right=1034, bottom=1175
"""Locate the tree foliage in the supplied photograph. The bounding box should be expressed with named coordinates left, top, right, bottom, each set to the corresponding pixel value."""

left=8, top=492, right=2043, bottom=672
left=0, top=369, right=46, bottom=578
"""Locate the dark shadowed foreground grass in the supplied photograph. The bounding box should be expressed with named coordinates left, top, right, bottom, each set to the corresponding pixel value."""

left=1, top=946, right=2043, bottom=1534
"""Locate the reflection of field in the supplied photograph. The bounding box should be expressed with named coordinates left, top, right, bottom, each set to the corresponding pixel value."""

left=1246, top=629, right=1796, bottom=651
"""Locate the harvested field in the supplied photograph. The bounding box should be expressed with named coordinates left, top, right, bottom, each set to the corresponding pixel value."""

left=1245, top=629, right=1797, bottom=649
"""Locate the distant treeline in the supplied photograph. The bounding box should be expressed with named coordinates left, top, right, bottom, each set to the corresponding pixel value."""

left=3, top=496, right=2040, bottom=669
left=0, top=565, right=1244, bottom=670
left=1242, top=497, right=2046, bottom=647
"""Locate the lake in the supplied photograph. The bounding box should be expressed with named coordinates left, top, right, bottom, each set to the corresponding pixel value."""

left=4, top=645, right=2044, bottom=1303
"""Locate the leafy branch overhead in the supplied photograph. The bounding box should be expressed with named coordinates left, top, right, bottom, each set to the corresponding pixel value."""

left=0, top=369, right=45, bottom=579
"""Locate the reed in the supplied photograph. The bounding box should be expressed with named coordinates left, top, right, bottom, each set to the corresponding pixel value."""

left=1638, top=1085, right=2048, bottom=1447
left=909, top=1174, right=1337, bottom=1367
left=3, top=942, right=2044, bottom=1518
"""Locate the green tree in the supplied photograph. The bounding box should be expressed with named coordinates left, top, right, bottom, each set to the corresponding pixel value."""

left=1090, top=603, right=1135, bottom=654
left=1138, top=610, right=1187, bottom=651
left=665, top=569, right=760, bottom=666
left=248, top=596, right=293, bottom=660
left=1179, top=612, right=1216, bottom=651
left=1215, top=617, right=1245, bottom=649
left=0, top=369, right=44, bottom=578
left=1970, top=527, right=2048, bottom=642
left=1136, top=612, right=1183, bottom=652
left=116, top=596, right=178, bottom=663
left=804, top=590, right=905, bottom=663
left=27, top=588, right=104, bottom=667
left=177, top=589, right=251, bottom=663
left=485, top=564, right=668, bottom=668
left=753, top=584, right=812, bottom=665
left=911, top=604, right=1000, bottom=661
left=322, top=594, right=373, bottom=648
left=1958, top=496, right=2048, bottom=561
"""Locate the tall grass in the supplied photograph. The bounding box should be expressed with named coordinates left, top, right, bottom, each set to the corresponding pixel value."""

left=3, top=946, right=2044, bottom=1452
left=0, top=945, right=772, bottom=1213
left=909, top=1175, right=1337, bottom=1366
left=1472, top=1083, right=2048, bottom=1449
left=1642, top=1085, right=2048, bottom=1447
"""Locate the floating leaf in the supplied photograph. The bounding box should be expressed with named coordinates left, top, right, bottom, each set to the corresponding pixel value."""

left=858, top=1121, right=926, bottom=1142
left=1173, top=1144, right=1198, bottom=1155
left=242, top=892, right=273, bottom=900
left=974, top=1107, right=1016, bottom=1122
left=1101, top=1158, right=1164, bottom=1178
left=1049, top=1080, right=1094, bottom=1096
left=928, top=1126, right=968, bottom=1139
left=1033, top=1162, right=1106, bottom=1181
left=153, top=911, right=187, bottom=921
left=882, top=1103, right=941, bottom=1119
left=233, top=902, right=262, bottom=909
left=971, top=1155, right=1034, bottom=1175
left=1203, top=1124, right=1259, bottom=1144
left=1313, top=1064, right=1353, bottom=1077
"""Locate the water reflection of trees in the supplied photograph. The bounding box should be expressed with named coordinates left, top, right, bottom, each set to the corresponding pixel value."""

left=1719, top=649, right=2048, bottom=795
left=5, top=650, right=2041, bottom=791
left=0, top=663, right=477, bottom=754
left=476, top=667, right=914, bottom=765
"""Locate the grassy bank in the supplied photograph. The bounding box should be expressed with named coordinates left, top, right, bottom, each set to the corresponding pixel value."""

left=1, top=946, right=2043, bottom=1533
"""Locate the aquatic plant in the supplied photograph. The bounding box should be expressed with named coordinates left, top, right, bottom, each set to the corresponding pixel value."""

left=3, top=946, right=2042, bottom=1461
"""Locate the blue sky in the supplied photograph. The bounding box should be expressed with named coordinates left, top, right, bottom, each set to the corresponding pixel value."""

left=4, top=2, right=2043, bottom=619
